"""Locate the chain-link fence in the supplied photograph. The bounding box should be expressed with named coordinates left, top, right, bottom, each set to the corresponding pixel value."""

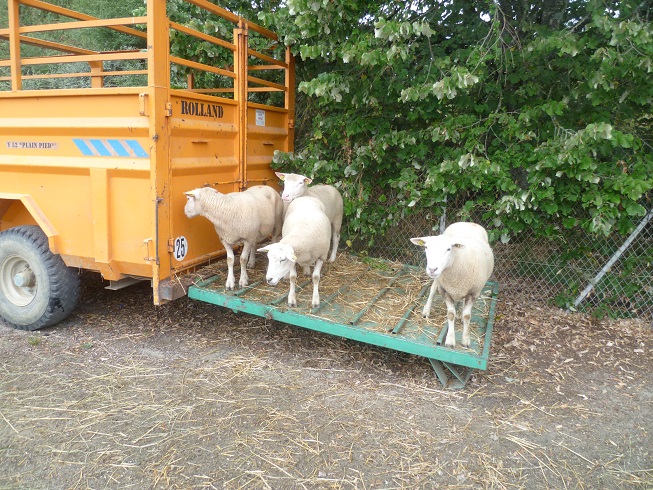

left=350, top=195, right=653, bottom=323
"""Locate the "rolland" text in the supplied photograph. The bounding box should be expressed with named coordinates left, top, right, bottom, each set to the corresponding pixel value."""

left=180, top=100, right=224, bottom=118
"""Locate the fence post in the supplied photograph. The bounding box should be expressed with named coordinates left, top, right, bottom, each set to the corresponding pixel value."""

left=8, top=0, right=22, bottom=91
left=573, top=207, right=653, bottom=309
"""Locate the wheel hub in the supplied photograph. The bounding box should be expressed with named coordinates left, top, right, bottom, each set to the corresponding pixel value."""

left=0, top=255, right=37, bottom=307
left=13, top=270, right=36, bottom=288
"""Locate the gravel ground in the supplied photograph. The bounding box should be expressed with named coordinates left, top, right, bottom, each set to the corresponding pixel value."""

left=0, top=268, right=652, bottom=489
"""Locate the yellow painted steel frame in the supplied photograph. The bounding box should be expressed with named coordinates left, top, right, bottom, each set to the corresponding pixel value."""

left=0, top=0, right=295, bottom=304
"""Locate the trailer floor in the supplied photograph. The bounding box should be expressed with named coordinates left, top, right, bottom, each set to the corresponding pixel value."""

left=188, top=253, right=499, bottom=388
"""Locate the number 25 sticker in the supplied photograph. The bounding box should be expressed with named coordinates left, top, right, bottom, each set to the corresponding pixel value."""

left=173, top=236, right=188, bottom=261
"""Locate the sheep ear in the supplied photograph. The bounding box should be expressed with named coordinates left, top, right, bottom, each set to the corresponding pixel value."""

left=275, top=172, right=286, bottom=181
left=410, top=237, right=426, bottom=247
left=304, top=177, right=312, bottom=185
left=183, top=191, right=196, bottom=198
left=257, top=245, right=271, bottom=253
left=284, top=249, right=297, bottom=262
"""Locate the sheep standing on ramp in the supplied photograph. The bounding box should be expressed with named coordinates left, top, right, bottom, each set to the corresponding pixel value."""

left=411, top=222, right=494, bottom=349
left=275, top=172, right=343, bottom=263
left=258, top=196, right=331, bottom=308
left=183, top=185, right=283, bottom=290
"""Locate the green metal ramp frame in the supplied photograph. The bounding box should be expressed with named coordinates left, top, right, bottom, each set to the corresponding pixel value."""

left=188, top=258, right=499, bottom=389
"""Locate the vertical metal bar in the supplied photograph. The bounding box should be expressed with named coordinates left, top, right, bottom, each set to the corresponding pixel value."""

left=234, top=22, right=248, bottom=190
left=89, top=61, right=104, bottom=88
left=148, top=0, right=171, bottom=305
left=349, top=265, right=409, bottom=325
left=284, top=47, right=295, bottom=152
left=8, top=0, right=22, bottom=91
left=90, top=168, right=115, bottom=277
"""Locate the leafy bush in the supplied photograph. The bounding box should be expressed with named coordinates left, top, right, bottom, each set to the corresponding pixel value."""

left=259, top=0, right=653, bottom=247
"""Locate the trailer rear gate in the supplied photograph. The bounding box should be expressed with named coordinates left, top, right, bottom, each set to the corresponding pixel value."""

left=0, top=0, right=294, bottom=327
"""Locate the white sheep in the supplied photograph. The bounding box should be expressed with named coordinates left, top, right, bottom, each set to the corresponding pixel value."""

left=258, top=196, right=331, bottom=308
left=443, top=221, right=489, bottom=243
left=275, top=172, right=343, bottom=263
left=411, top=222, right=494, bottom=349
left=184, top=185, right=283, bottom=290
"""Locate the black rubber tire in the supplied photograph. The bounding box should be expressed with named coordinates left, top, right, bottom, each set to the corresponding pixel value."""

left=0, top=225, right=80, bottom=331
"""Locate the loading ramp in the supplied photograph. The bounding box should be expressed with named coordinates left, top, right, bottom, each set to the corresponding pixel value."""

left=188, top=254, right=499, bottom=389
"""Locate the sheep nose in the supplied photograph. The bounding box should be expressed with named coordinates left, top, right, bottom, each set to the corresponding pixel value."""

left=427, top=267, right=439, bottom=276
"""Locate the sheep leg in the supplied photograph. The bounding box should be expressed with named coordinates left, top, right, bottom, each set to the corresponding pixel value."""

left=238, top=243, right=251, bottom=288
left=311, top=259, right=323, bottom=308
left=246, top=243, right=256, bottom=269
left=461, top=294, right=475, bottom=348
left=328, top=225, right=340, bottom=262
left=443, top=293, right=458, bottom=348
left=224, top=244, right=236, bottom=290
left=287, top=264, right=297, bottom=307
left=422, top=279, right=439, bottom=318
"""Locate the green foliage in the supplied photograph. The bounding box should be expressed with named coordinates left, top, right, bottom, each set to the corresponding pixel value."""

left=262, top=0, right=653, bottom=246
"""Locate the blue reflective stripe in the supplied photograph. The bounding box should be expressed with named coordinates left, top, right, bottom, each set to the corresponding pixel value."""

left=73, top=138, right=94, bottom=156
left=107, top=139, right=130, bottom=157
left=90, top=139, right=111, bottom=157
left=126, top=140, right=148, bottom=158
left=73, top=138, right=148, bottom=158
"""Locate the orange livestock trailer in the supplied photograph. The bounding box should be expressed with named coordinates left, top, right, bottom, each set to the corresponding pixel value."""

left=0, top=0, right=295, bottom=329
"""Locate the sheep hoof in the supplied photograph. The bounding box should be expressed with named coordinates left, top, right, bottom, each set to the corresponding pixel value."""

left=445, top=340, right=456, bottom=348
left=288, top=301, right=296, bottom=308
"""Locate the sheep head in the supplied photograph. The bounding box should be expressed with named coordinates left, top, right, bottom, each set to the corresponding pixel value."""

left=275, top=172, right=312, bottom=203
left=411, top=235, right=464, bottom=279
left=183, top=189, right=202, bottom=218
left=258, top=243, right=297, bottom=285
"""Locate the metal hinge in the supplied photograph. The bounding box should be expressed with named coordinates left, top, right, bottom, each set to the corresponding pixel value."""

left=165, top=102, right=173, bottom=117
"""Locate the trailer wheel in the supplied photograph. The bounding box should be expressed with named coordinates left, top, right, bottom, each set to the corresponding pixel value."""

left=0, top=226, right=80, bottom=331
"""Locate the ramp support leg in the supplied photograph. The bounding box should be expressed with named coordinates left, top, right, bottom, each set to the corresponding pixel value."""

left=429, top=359, right=474, bottom=389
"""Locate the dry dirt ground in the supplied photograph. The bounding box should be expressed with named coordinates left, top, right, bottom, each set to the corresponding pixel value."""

left=1, top=266, right=652, bottom=490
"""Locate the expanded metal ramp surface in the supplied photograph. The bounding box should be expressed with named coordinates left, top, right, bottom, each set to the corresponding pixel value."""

left=188, top=254, right=499, bottom=388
